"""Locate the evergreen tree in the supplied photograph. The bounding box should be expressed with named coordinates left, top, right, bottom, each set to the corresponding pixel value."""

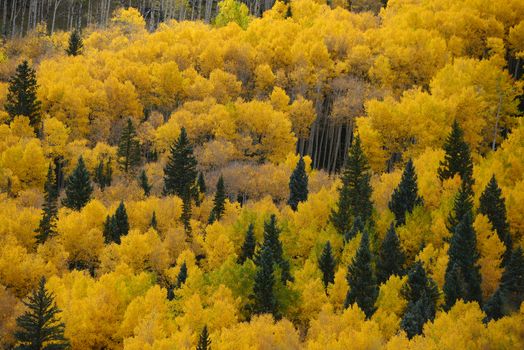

left=286, top=4, right=292, bottom=18
left=138, top=169, right=152, bottom=197
left=208, top=175, right=226, bottom=223
left=103, top=215, right=116, bottom=244
left=345, top=216, right=364, bottom=242
left=287, top=156, right=308, bottom=211
left=117, top=118, right=141, bottom=173
left=443, top=212, right=482, bottom=309
left=498, top=248, right=524, bottom=315
left=4, top=60, right=42, bottom=134
left=196, top=325, right=211, bottom=350
left=483, top=289, right=503, bottom=322
left=376, top=223, right=405, bottom=284
left=400, top=262, right=439, bottom=338
left=113, top=201, right=129, bottom=240
left=104, top=159, right=113, bottom=187
left=447, top=180, right=474, bottom=235
left=197, top=172, right=206, bottom=194
left=331, top=135, right=373, bottom=235
left=318, top=241, right=336, bottom=290
left=180, top=192, right=192, bottom=236
left=261, top=214, right=292, bottom=283
left=36, top=164, right=59, bottom=244
left=238, top=223, right=256, bottom=264
left=15, top=277, right=69, bottom=350
left=388, top=159, right=423, bottom=226
left=479, top=175, right=512, bottom=264
left=93, top=159, right=112, bottom=190
left=66, top=29, right=83, bottom=56
left=150, top=211, right=158, bottom=230
left=438, top=120, right=473, bottom=185
left=176, top=262, right=188, bottom=288
left=252, top=245, right=278, bottom=317
left=344, top=231, right=378, bottom=318
left=163, top=127, right=197, bottom=197
left=62, top=156, right=93, bottom=211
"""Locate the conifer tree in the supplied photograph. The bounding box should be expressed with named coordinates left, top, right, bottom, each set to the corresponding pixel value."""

left=447, top=180, right=474, bottom=234
left=443, top=212, right=482, bottom=309
left=261, top=214, right=292, bottom=282
left=197, top=325, right=211, bottom=350
left=252, top=244, right=278, bottom=317
left=94, top=159, right=112, bottom=190
left=400, top=262, right=439, bottom=338
left=287, top=156, right=308, bottom=211
left=163, top=127, right=197, bottom=197
left=286, top=5, right=292, bottom=18
left=331, top=135, right=373, bottom=235
left=479, top=175, right=512, bottom=264
left=36, top=164, right=59, bottom=244
left=318, top=241, right=336, bottom=290
left=344, top=231, right=378, bottom=318
left=438, top=120, right=473, bottom=185
left=138, top=169, right=152, bottom=197
left=150, top=211, right=158, bottom=230
left=180, top=192, right=192, bottom=236
left=208, top=175, right=226, bottom=224
left=388, top=159, right=423, bottom=226
left=377, top=223, right=405, bottom=284
left=66, top=29, right=83, bottom=56
left=238, top=223, right=256, bottom=264
left=117, top=118, right=141, bottom=173
left=62, top=157, right=93, bottom=211
left=104, top=159, right=113, bottom=187
left=345, top=216, right=364, bottom=242
left=15, top=277, right=69, bottom=350
left=103, top=215, right=116, bottom=244
left=5, top=60, right=42, bottom=134
left=113, top=201, right=129, bottom=239
left=176, top=262, right=188, bottom=288
left=197, top=172, right=206, bottom=194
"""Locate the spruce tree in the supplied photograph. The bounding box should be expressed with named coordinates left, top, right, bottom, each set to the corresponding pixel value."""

left=113, top=201, right=129, bottom=240
left=138, top=169, right=152, bottom=197
left=62, top=156, right=93, bottom=211
left=94, top=159, right=106, bottom=190
left=443, top=212, right=482, bottom=309
left=176, top=262, right=188, bottom=288
left=376, top=223, right=405, bottom=284
left=208, top=175, right=226, bottom=224
left=261, top=214, right=292, bottom=283
left=400, top=262, right=439, bottom=338
left=498, top=248, right=524, bottom=315
left=66, top=29, right=83, bottom=56
left=180, top=192, right=192, bottom=236
left=104, top=159, right=113, bottom=187
left=388, top=159, right=423, bottom=226
left=438, top=120, right=473, bottom=185
left=117, top=118, right=141, bottom=173
left=36, top=164, right=59, bottom=244
left=238, top=223, right=256, bottom=264
left=197, top=172, right=206, bottom=194
left=163, top=127, right=197, bottom=197
left=344, top=231, right=378, bottom=318
left=331, top=135, right=373, bottom=235
left=479, top=175, right=512, bottom=264
left=447, top=180, right=474, bottom=235
left=252, top=244, right=278, bottom=317
left=318, top=241, right=336, bottom=290
left=5, top=60, right=42, bottom=134
left=287, top=156, right=308, bottom=211
left=150, top=211, right=158, bottom=230
left=345, top=216, right=364, bottom=242
left=15, top=277, right=69, bottom=350
left=196, top=325, right=211, bottom=350
left=103, top=215, right=116, bottom=244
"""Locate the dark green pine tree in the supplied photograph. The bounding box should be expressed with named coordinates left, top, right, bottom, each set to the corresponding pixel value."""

left=388, top=159, right=423, bottom=226
left=252, top=245, right=278, bottom=317
left=150, top=211, right=158, bottom=230
left=447, top=180, right=474, bottom=235
left=208, top=175, right=226, bottom=224
left=285, top=4, right=292, bottom=18
left=331, top=135, right=373, bottom=235
left=287, top=156, right=308, bottom=211
left=438, top=120, right=474, bottom=185
left=62, top=156, right=93, bottom=211
left=376, top=223, right=405, bottom=284
left=94, top=159, right=106, bottom=190
left=66, top=29, right=83, bottom=56
left=163, top=127, right=197, bottom=197
left=318, top=241, right=336, bottom=290
left=344, top=231, right=378, bottom=318
left=36, top=164, right=59, bottom=244
left=261, top=214, right=292, bottom=283
left=479, top=175, right=512, bottom=264
left=443, top=212, right=482, bottom=309
left=113, top=201, right=129, bottom=241
left=197, top=172, right=206, bottom=194
left=176, top=262, right=188, bottom=288
left=238, top=223, right=256, bottom=264
left=400, top=261, right=439, bottom=338
left=104, top=159, right=113, bottom=187
left=196, top=325, right=211, bottom=350
left=4, top=60, right=42, bottom=134
left=345, top=216, right=364, bottom=242
left=103, top=214, right=117, bottom=244
left=138, top=169, right=152, bottom=197
left=117, top=118, right=141, bottom=173
left=180, top=192, right=192, bottom=237
left=15, top=277, right=69, bottom=350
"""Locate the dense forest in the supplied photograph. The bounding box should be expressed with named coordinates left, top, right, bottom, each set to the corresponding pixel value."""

left=1, top=0, right=524, bottom=349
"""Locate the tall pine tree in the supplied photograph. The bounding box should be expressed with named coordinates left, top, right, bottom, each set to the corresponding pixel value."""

left=138, top=169, right=152, bottom=197
left=376, top=223, right=405, bottom=284
left=331, top=135, right=373, bottom=235
left=117, top=118, right=141, bottom=173
left=197, top=172, right=206, bottom=194
left=66, top=29, right=83, bottom=56
left=261, top=214, right=292, bottom=283
left=252, top=244, right=278, bottom=317
left=62, top=156, right=93, bottom=211
left=438, top=120, right=473, bottom=185
left=318, top=241, right=336, bottom=290
left=176, top=262, right=188, bottom=288
left=196, top=325, right=211, bottom=350
left=208, top=175, right=226, bottom=224
left=345, top=216, right=364, bottom=242
left=388, top=159, right=423, bottom=226
left=287, top=156, right=308, bottom=211
left=344, top=231, right=378, bottom=318
left=238, top=223, right=256, bottom=264
left=163, top=127, right=197, bottom=197
left=180, top=192, right=192, bottom=237
left=447, top=180, right=474, bottom=235
left=15, top=277, right=69, bottom=350
left=103, top=201, right=129, bottom=244
left=36, top=164, right=59, bottom=244
left=5, top=60, right=42, bottom=134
